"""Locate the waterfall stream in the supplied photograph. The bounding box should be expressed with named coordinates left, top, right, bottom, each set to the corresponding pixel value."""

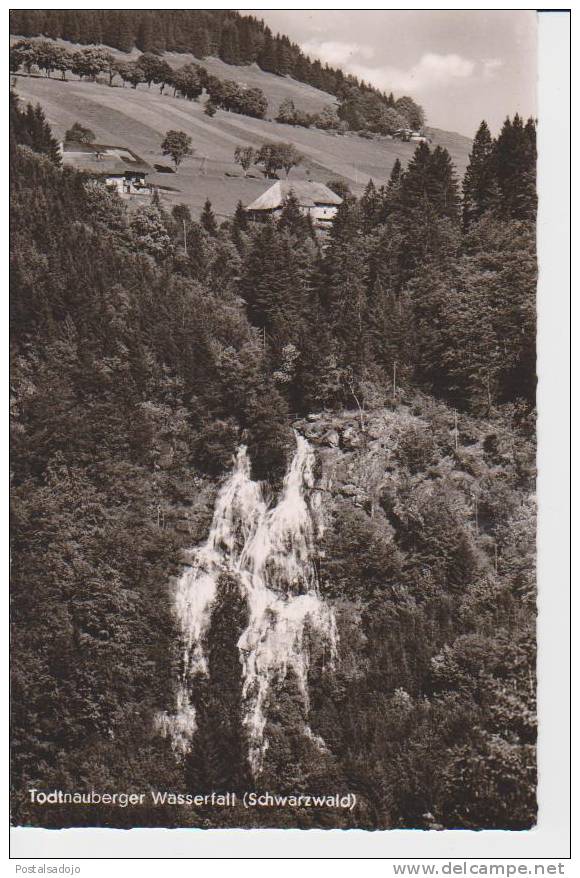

left=157, top=432, right=337, bottom=775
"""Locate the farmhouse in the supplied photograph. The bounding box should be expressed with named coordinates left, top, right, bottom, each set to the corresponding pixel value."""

left=410, top=132, right=430, bottom=144
left=60, top=141, right=152, bottom=194
left=393, top=128, right=430, bottom=144
left=245, top=181, right=342, bottom=230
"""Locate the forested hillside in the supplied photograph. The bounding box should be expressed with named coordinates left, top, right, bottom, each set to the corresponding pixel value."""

left=10, top=91, right=537, bottom=829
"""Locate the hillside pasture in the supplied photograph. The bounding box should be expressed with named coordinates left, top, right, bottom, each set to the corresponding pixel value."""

left=13, top=72, right=472, bottom=219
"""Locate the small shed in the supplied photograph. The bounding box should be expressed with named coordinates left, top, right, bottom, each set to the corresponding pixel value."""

left=60, top=141, right=152, bottom=194
left=245, top=181, right=342, bottom=229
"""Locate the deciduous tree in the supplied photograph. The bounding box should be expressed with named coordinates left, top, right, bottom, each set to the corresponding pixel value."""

left=161, top=130, right=194, bottom=169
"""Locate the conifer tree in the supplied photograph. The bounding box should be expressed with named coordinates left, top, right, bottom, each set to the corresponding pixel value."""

left=23, top=103, right=61, bottom=165
left=428, top=146, right=461, bottom=222
left=360, top=179, right=381, bottom=233
left=232, top=200, right=248, bottom=234
left=462, top=121, right=498, bottom=228
left=277, top=191, right=311, bottom=240
left=257, top=29, right=277, bottom=73
left=517, top=117, right=538, bottom=222
left=61, top=10, right=81, bottom=43
left=388, top=157, right=403, bottom=191
left=201, top=198, right=218, bottom=236
left=366, top=222, right=406, bottom=298
left=186, top=575, right=249, bottom=791
left=398, top=142, right=432, bottom=211
left=321, top=228, right=371, bottom=372
left=238, top=222, right=309, bottom=357
left=191, top=24, right=211, bottom=58
left=220, top=24, right=240, bottom=65
left=136, top=16, right=155, bottom=52
left=494, top=115, right=537, bottom=221
left=328, top=197, right=361, bottom=246
left=238, top=18, right=257, bottom=63
left=377, top=158, right=403, bottom=223
left=276, top=39, right=293, bottom=76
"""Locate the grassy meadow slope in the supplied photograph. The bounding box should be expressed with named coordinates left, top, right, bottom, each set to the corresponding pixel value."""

left=13, top=56, right=472, bottom=219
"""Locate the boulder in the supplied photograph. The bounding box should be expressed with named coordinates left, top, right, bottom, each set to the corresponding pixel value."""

left=340, top=425, right=362, bottom=450
left=297, top=421, right=326, bottom=442
left=321, top=430, right=340, bottom=448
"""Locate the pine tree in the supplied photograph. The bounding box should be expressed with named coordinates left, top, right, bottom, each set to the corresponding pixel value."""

left=108, top=11, right=134, bottom=52
left=23, top=103, right=61, bottom=165
left=494, top=115, right=537, bottom=221
left=238, top=222, right=309, bottom=355
left=428, top=146, right=461, bottom=222
left=366, top=221, right=406, bottom=298
left=228, top=201, right=250, bottom=255
left=277, top=191, right=311, bottom=240
left=220, top=23, right=240, bottom=65
left=367, top=280, right=413, bottom=375
left=238, top=18, right=257, bottom=63
left=136, top=16, right=154, bottom=52
left=61, top=10, right=81, bottom=43
left=517, top=118, right=537, bottom=222
left=232, top=200, right=248, bottom=234
left=200, top=198, right=218, bottom=236
left=275, top=38, right=292, bottom=76
left=185, top=575, right=250, bottom=791
left=462, top=121, right=498, bottom=228
left=191, top=24, right=211, bottom=58
left=398, top=142, right=432, bottom=211
left=328, top=197, right=361, bottom=246
left=320, top=226, right=372, bottom=373
left=257, top=29, right=278, bottom=73
left=44, top=11, right=64, bottom=40
left=377, top=158, right=403, bottom=222
left=292, top=327, right=343, bottom=412
left=360, top=179, right=381, bottom=232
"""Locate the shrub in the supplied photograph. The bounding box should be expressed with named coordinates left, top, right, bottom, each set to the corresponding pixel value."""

left=395, top=423, right=436, bottom=474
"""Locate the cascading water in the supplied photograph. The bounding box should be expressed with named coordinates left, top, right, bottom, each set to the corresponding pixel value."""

left=157, top=432, right=337, bottom=775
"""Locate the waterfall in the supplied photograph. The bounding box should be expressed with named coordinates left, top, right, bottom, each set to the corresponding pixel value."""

left=157, top=432, right=338, bottom=775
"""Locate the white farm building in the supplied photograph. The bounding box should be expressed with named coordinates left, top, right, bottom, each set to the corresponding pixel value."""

left=60, top=141, right=152, bottom=195
left=245, top=181, right=342, bottom=230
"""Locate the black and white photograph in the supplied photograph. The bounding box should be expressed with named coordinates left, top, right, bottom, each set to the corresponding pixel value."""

left=8, top=6, right=569, bottom=855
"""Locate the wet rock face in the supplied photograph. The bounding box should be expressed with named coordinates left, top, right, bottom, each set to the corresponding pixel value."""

left=293, top=413, right=387, bottom=517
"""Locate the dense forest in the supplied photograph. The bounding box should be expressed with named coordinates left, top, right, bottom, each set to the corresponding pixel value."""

left=9, top=10, right=425, bottom=131
left=10, top=88, right=537, bottom=829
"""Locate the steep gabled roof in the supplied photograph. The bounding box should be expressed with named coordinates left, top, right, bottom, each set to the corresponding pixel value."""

left=61, top=141, right=151, bottom=176
left=245, top=180, right=343, bottom=211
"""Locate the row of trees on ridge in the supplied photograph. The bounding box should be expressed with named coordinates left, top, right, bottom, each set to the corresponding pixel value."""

left=10, top=34, right=425, bottom=133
